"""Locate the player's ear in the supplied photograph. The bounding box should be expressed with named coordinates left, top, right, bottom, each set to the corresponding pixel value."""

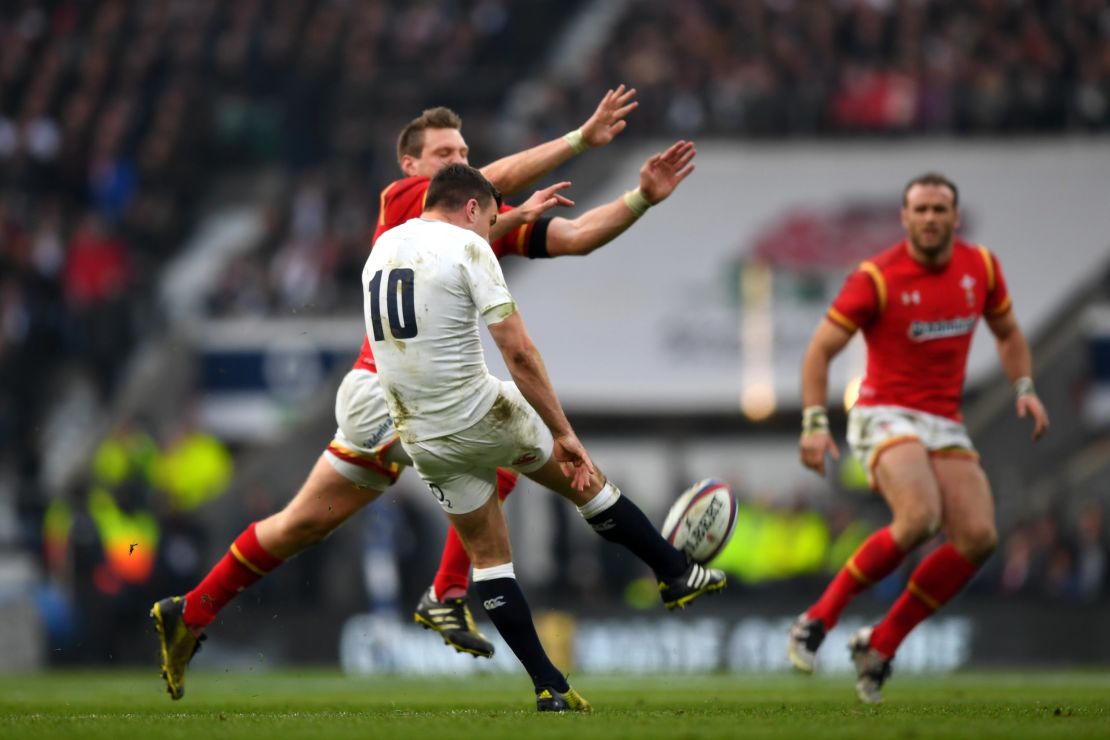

left=400, top=154, right=418, bottom=177
left=465, top=198, right=480, bottom=223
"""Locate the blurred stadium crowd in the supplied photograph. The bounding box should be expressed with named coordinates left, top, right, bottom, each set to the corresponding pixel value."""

left=539, top=0, right=1110, bottom=138
left=0, top=0, right=1108, bottom=663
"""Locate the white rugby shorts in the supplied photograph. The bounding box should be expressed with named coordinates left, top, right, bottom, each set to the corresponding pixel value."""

left=404, top=380, right=553, bottom=514
left=323, top=368, right=411, bottom=489
left=847, top=404, right=978, bottom=488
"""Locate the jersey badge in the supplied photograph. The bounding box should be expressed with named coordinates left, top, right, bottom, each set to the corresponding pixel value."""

left=960, top=274, right=976, bottom=307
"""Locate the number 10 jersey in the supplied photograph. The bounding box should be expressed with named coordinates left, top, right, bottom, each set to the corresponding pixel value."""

left=364, top=217, right=517, bottom=444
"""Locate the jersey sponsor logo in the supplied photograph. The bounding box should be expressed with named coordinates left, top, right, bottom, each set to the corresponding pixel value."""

left=364, top=419, right=394, bottom=448
left=483, top=596, right=506, bottom=610
left=907, top=315, right=977, bottom=342
left=591, top=518, right=617, bottom=532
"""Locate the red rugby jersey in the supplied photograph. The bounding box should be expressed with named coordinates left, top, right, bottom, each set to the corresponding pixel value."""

left=828, top=239, right=1012, bottom=421
left=352, top=176, right=539, bottom=372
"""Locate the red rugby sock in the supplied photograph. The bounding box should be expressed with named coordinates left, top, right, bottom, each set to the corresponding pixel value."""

left=807, top=527, right=905, bottom=629
left=870, top=543, right=977, bottom=657
left=433, top=468, right=519, bottom=601
left=183, top=522, right=284, bottom=631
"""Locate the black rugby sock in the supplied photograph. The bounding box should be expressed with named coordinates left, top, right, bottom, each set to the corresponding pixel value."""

left=582, top=486, right=688, bottom=579
left=473, top=575, right=568, bottom=693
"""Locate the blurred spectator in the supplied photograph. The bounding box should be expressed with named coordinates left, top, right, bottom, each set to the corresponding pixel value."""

left=0, top=195, right=64, bottom=475
left=1075, top=501, right=1107, bottom=601
left=151, top=415, right=234, bottom=514
left=999, top=523, right=1034, bottom=595
left=150, top=413, right=234, bottom=599
left=62, top=212, right=133, bottom=398
left=1043, top=543, right=1078, bottom=599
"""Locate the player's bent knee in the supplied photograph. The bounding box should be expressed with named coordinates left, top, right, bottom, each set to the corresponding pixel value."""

left=956, top=524, right=998, bottom=563
left=891, top=509, right=940, bottom=549
left=276, top=509, right=340, bottom=551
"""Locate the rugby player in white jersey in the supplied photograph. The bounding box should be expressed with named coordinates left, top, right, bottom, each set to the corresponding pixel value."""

left=365, top=163, right=726, bottom=711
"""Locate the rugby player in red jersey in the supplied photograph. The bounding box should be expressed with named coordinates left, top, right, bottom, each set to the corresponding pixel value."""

left=787, top=173, right=1049, bottom=703
left=151, top=88, right=706, bottom=700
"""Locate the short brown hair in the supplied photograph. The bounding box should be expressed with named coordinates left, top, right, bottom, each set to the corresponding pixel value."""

left=425, top=164, right=502, bottom=213
left=903, top=172, right=959, bottom=207
left=396, top=107, right=462, bottom=167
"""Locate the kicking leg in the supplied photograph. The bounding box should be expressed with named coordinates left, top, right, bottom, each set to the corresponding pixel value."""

left=524, top=458, right=725, bottom=609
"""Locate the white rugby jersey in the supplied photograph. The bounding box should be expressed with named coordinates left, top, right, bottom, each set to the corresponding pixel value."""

left=363, top=217, right=516, bottom=443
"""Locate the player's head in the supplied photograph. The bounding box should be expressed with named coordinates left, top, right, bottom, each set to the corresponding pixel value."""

left=901, top=172, right=960, bottom=257
left=397, top=107, right=468, bottom=178
left=424, top=164, right=502, bottom=240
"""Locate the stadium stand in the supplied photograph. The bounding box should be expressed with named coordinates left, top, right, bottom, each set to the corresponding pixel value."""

left=0, top=0, right=1107, bottom=668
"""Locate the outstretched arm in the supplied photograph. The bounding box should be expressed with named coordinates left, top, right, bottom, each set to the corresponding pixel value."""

left=487, top=311, right=595, bottom=490
left=799, top=320, right=854, bottom=476
left=479, top=86, right=637, bottom=196
left=986, top=310, right=1049, bottom=440
left=544, top=140, right=696, bottom=257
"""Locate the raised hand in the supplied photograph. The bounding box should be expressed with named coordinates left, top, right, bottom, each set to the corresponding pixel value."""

left=639, top=140, right=697, bottom=205
left=579, top=84, right=638, bottom=148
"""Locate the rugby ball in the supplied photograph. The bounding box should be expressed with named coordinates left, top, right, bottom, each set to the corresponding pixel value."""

left=661, top=479, right=738, bottom=564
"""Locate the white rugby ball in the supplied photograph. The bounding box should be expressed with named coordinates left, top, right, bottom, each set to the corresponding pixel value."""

left=661, top=479, right=738, bottom=564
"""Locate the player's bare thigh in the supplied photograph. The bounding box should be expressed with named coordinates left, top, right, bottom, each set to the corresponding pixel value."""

left=873, top=442, right=943, bottom=551
left=255, top=456, right=384, bottom=559
left=931, top=455, right=997, bottom=563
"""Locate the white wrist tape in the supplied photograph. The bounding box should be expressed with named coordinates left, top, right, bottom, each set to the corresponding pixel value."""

left=623, top=188, right=651, bottom=218
left=563, top=129, right=588, bottom=154
left=802, top=405, right=829, bottom=436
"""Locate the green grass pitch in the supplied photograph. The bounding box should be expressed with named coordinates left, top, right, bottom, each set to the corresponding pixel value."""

left=2, top=670, right=1108, bottom=739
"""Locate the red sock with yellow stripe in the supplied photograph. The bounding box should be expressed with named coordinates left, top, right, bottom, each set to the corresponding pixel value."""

left=183, top=522, right=284, bottom=630
left=869, top=543, right=977, bottom=657
left=433, top=468, right=519, bottom=601
left=806, top=527, right=904, bottom=629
